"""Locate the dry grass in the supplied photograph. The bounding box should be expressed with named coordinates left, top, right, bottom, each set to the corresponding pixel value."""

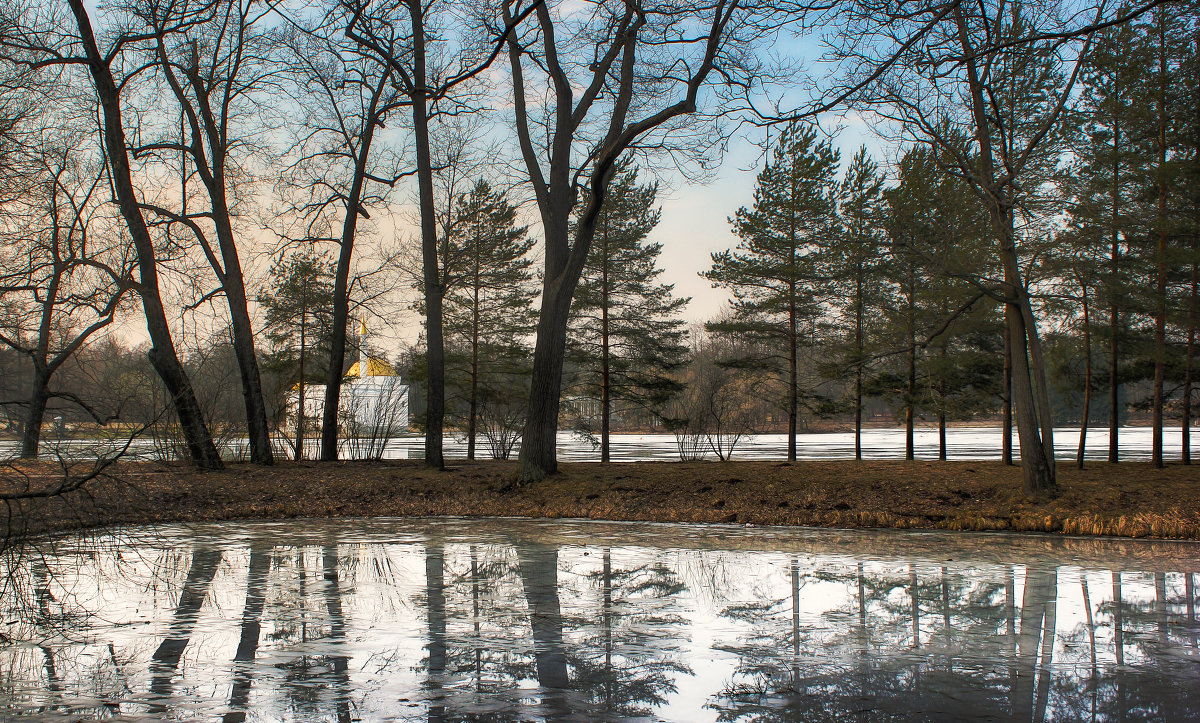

left=3, top=458, right=1198, bottom=541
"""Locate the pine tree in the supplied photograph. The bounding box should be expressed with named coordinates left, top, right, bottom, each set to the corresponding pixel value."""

left=705, top=123, right=839, bottom=461
left=1067, top=12, right=1152, bottom=463
left=441, top=180, right=537, bottom=460
left=883, top=146, right=997, bottom=460
left=568, top=164, right=689, bottom=462
left=258, top=251, right=336, bottom=460
left=826, top=147, right=886, bottom=460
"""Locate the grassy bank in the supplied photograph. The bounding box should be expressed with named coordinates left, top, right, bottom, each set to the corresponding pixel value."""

left=3, top=459, right=1198, bottom=541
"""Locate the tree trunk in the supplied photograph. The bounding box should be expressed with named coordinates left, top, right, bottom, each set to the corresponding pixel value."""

left=202, top=167, right=272, bottom=463
left=601, top=227, right=611, bottom=463
left=938, top=300, right=947, bottom=461
left=1003, top=330, right=1013, bottom=465
left=410, top=0, right=445, bottom=470
left=224, top=279, right=273, bottom=464
left=906, top=308, right=916, bottom=461
left=468, top=254, right=480, bottom=461
left=19, top=370, right=49, bottom=459
left=1151, top=9, right=1168, bottom=469
left=954, top=5, right=1054, bottom=494
left=169, top=7, right=275, bottom=466
left=938, top=358, right=947, bottom=461
left=1109, top=123, right=1122, bottom=464
left=320, top=73, right=388, bottom=461
left=1078, top=285, right=1092, bottom=470
left=788, top=281, right=798, bottom=462
left=296, top=313, right=306, bottom=461
left=1185, top=261, right=1196, bottom=464
left=518, top=271, right=578, bottom=481
left=69, top=0, right=221, bottom=470
left=855, top=274, right=864, bottom=461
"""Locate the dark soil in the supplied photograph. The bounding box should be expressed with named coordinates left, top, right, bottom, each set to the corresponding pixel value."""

left=3, top=458, right=1198, bottom=540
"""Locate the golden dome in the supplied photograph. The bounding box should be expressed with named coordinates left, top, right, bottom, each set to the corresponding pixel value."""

left=347, top=356, right=397, bottom=377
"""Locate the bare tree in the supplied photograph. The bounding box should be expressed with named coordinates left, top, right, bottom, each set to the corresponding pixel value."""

left=5, top=0, right=224, bottom=468
left=0, top=130, right=132, bottom=458
left=339, top=0, right=541, bottom=470
left=276, top=3, right=408, bottom=462
left=498, top=0, right=788, bottom=482
left=122, top=0, right=285, bottom=464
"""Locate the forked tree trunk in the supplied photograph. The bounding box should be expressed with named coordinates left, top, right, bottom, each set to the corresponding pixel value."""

left=196, top=132, right=273, bottom=465
left=955, top=5, right=1055, bottom=494
left=69, top=0, right=221, bottom=470
left=157, top=41, right=275, bottom=466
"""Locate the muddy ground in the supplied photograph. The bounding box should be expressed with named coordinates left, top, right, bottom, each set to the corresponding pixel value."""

left=3, top=458, right=1198, bottom=540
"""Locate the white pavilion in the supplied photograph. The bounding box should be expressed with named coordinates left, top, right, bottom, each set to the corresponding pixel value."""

left=299, top=317, right=410, bottom=432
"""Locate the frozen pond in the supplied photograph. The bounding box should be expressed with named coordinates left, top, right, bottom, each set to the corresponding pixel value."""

left=4, top=425, right=1194, bottom=462
left=2, top=518, right=1199, bottom=721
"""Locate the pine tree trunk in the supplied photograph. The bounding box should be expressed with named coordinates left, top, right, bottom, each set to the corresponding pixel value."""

left=70, top=0, right=221, bottom=470
left=1003, top=331, right=1013, bottom=465
left=1078, top=286, right=1092, bottom=469
left=1151, top=9, right=1168, bottom=469
left=906, top=290, right=915, bottom=461
left=1185, top=261, right=1196, bottom=464
left=788, top=282, right=798, bottom=462
left=468, top=260, right=480, bottom=461
left=601, top=231, right=611, bottom=463
left=855, top=273, right=864, bottom=461
left=296, top=313, right=306, bottom=461
left=938, top=344, right=947, bottom=461
left=1109, top=121, right=1122, bottom=464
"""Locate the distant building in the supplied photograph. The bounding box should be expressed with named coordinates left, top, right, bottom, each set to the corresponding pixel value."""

left=298, top=317, right=410, bottom=432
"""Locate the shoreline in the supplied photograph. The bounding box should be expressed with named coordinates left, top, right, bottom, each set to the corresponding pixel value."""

left=4, top=458, right=1199, bottom=542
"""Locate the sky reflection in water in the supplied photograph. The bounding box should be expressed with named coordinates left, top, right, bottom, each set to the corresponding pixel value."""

left=2, top=518, right=1199, bottom=721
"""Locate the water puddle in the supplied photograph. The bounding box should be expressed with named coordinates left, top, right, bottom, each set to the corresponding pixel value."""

left=2, top=518, right=1198, bottom=721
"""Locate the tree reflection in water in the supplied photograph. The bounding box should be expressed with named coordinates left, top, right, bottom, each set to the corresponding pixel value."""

left=709, top=561, right=1200, bottom=722
left=0, top=519, right=1197, bottom=721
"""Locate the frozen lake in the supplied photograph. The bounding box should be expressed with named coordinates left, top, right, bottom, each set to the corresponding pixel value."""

left=2, top=518, right=1198, bottom=721
left=3, top=425, right=1194, bottom=462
